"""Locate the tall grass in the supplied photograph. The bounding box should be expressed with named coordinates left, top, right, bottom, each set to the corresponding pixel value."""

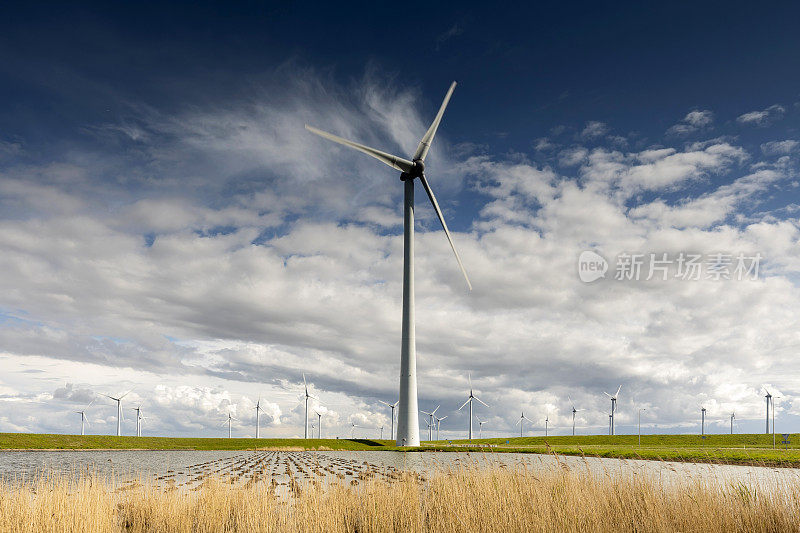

left=1, top=465, right=797, bottom=532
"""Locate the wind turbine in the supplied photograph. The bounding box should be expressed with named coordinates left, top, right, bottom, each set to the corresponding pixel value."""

left=302, top=374, right=318, bottom=439
left=75, top=399, right=94, bottom=436
left=544, top=415, right=549, bottom=437
left=315, top=410, right=323, bottom=439
left=458, top=373, right=489, bottom=440
left=435, top=414, right=448, bottom=441
left=603, top=385, right=621, bottom=435
left=306, top=81, right=471, bottom=447
left=764, top=389, right=772, bottom=434
left=701, top=407, right=706, bottom=436
left=730, top=412, right=735, bottom=434
left=104, top=390, right=132, bottom=437
left=222, top=412, right=237, bottom=438
left=131, top=406, right=147, bottom=437
left=515, top=412, right=533, bottom=437
left=476, top=417, right=486, bottom=438
left=378, top=400, right=399, bottom=441
left=254, top=397, right=264, bottom=439
left=350, top=422, right=362, bottom=439
left=420, top=406, right=440, bottom=441
left=568, top=396, right=581, bottom=436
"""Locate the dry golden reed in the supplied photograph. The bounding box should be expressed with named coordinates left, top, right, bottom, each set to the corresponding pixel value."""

left=1, top=465, right=798, bottom=532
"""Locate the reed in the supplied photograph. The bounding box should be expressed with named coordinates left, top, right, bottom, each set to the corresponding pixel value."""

left=1, top=465, right=797, bottom=532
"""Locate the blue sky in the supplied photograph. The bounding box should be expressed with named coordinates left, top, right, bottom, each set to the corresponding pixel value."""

left=0, top=2, right=799, bottom=438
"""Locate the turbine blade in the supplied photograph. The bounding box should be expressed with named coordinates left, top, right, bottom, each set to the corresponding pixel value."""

left=392, top=401, right=399, bottom=407
left=514, top=418, right=522, bottom=426
left=474, top=396, right=490, bottom=408
left=303, top=373, right=308, bottom=396
left=615, top=385, right=622, bottom=397
left=419, top=175, right=472, bottom=290
left=119, top=389, right=133, bottom=400
left=439, top=416, right=448, bottom=421
left=305, top=125, right=414, bottom=173
left=457, top=398, right=471, bottom=411
left=413, top=81, right=456, bottom=161
left=378, top=400, right=390, bottom=407
left=603, top=391, right=612, bottom=398
left=431, top=405, right=440, bottom=415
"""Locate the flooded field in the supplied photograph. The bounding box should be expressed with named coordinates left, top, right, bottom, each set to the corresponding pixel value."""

left=2, top=449, right=800, bottom=494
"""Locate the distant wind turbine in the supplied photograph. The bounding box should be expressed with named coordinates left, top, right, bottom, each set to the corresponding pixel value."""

left=568, top=396, right=582, bottom=436
left=131, top=406, right=147, bottom=437
left=315, top=410, right=323, bottom=439
left=420, top=406, right=440, bottom=441
left=458, top=374, right=489, bottom=440
left=378, top=400, right=399, bottom=441
left=254, top=397, right=264, bottom=439
left=603, top=385, right=621, bottom=435
left=701, top=407, right=706, bottom=436
left=350, top=422, right=362, bottom=439
left=435, top=414, right=448, bottom=441
left=307, top=81, right=471, bottom=447
left=104, top=390, right=132, bottom=437
left=515, top=412, right=533, bottom=437
left=302, top=374, right=318, bottom=439
left=222, top=412, right=237, bottom=438
left=764, top=388, right=772, bottom=434
left=544, top=415, right=549, bottom=437
left=730, top=412, right=735, bottom=434
left=75, top=399, right=94, bottom=436
left=476, top=417, right=486, bottom=438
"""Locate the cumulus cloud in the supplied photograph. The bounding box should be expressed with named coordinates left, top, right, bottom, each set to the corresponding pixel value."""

left=580, top=121, right=609, bottom=139
left=761, top=140, right=799, bottom=156
left=667, top=110, right=713, bottom=136
left=737, top=104, right=786, bottom=126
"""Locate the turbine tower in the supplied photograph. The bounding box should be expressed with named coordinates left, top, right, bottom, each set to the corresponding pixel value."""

left=254, top=397, right=263, bottom=439
left=764, top=389, right=772, bottom=434
left=104, top=390, right=132, bottom=437
left=378, top=400, right=399, bottom=441
left=75, top=399, right=94, bottom=436
left=701, top=407, right=706, bottom=436
left=315, top=411, right=323, bottom=439
left=603, top=385, right=621, bottom=435
left=544, top=415, right=549, bottom=437
left=306, top=82, right=471, bottom=447
left=420, top=406, right=440, bottom=441
left=730, top=412, right=735, bottom=434
left=515, top=412, right=533, bottom=437
left=458, top=373, right=489, bottom=440
left=302, top=374, right=318, bottom=439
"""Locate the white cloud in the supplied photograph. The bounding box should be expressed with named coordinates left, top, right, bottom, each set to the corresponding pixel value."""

left=737, top=104, right=786, bottom=126
left=667, top=109, right=713, bottom=136
left=761, top=140, right=800, bottom=156
left=580, top=121, right=609, bottom=139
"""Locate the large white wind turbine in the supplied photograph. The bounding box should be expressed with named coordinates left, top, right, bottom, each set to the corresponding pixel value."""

left=306, top=81, right=471, bottom=447
left=302, top=374, right=318, bottom=439
left=75, top=399, right=94, bottom=436
left=222, top=412, right=237, bottom=438
left=420, top=406, right=440, bottom=441
left=603, top=385, right=621, bottom=436
left=131, top=406, right=147, bottom=437
left=104, top=390, right=132, bottom=437
left=378, top=400, right=399, bottom=442
left=458, top=373, right=489, bottom=440
left=515, top=412, right=534, bottom=437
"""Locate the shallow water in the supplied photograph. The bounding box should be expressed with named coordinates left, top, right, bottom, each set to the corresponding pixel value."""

left=0, top=449, right=797, bottom=493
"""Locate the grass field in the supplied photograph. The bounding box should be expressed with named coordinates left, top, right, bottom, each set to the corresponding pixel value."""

left=4, top=432, right=800, bottom=467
